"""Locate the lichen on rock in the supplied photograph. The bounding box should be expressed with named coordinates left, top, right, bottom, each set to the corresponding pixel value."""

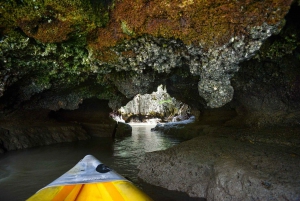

left=91, top=21, right=284, bottom=108
left=0, top=0, right=111, bottom=42
left=87, top=0, right=292, bottom=108
left=0, top=0, right=296, bottom=112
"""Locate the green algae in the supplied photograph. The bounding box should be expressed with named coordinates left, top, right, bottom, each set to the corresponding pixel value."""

left=0, top=31, right=89, bottom=93
left=121, top=21, right=135, bottom=36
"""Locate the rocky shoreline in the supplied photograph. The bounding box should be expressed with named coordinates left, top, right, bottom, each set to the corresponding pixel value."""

left=0, top=122, right=89, bottom=153
left=0, top=120, right=132, bottom=154
left=138, top=126, right=300, bottom=201
left=0, top=99, right=135, bottom=153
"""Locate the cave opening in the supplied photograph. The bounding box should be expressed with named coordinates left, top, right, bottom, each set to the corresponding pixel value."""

left=114, top=84, right=192, bottom=124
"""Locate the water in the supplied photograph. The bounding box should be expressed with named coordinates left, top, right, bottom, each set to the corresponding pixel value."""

left=0, top=125, right=203, bottom=201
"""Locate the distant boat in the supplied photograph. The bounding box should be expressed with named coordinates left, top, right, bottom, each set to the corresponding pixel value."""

left=27, top=155, right=153, bottom=201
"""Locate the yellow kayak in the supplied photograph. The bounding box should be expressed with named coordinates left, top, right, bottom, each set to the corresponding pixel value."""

left=27, top=155, right=153, bottom=201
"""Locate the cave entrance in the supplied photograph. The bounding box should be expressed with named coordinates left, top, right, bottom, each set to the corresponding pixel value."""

left=113, top=85, right=191, bottom=124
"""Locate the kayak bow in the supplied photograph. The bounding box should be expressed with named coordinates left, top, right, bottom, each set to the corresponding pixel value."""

left=27, top=155, right=153, bottom=201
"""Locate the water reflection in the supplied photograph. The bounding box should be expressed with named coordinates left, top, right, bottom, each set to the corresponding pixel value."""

left=0, top=125, right=203, bottom=201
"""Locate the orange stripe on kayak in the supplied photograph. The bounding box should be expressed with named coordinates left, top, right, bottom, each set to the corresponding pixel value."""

left=102, top=182, right=125, bottom=201
left=64, top=184, right=83, bottom=201
left=52, top=185, right=76, bottom=201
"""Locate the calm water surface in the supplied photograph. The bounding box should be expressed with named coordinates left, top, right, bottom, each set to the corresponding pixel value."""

left=0, top=125, right=202, bottom=201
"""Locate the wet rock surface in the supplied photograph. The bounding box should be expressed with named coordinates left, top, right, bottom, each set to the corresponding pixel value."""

left=151, top=117, right=200, bottom=140
left=138, top=134, right=300, bottom=201
left=0, top=122, right=89, bottom=152
left=142, top=92, right=300, bottom=200
left=114, top=122, right=132, bottom=138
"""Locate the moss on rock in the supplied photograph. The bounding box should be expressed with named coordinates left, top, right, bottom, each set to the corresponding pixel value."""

left=89, top=0, right=292, bottom=53
left=0, top=0, right=296, bottom=112
left=0, top=0, right=111, bottom=43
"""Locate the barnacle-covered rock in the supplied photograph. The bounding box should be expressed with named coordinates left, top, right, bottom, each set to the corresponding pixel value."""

left=91, top=21, right=283, bottom=108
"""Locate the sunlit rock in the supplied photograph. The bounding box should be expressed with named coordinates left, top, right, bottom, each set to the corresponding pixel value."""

left=119, top=85, right=189, bottom=122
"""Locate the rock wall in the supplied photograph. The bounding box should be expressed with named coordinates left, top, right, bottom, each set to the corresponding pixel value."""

left=0, top=123, right=89, bottom=153
left=51, top=98, right=127, bottom=137
left=0, top=108, right=85, bottom=153
left=51, top=98, right=132, bottom=137
left=0, top=98, right=131, bottom=153
left=230, top=2, right=300, bottom=127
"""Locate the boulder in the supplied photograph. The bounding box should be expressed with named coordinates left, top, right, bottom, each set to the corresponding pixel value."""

left=115, top=122, right=132, bottom=138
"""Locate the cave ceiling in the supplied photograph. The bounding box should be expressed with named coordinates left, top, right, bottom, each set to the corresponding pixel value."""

left=0, top=0, right=295, bottom=112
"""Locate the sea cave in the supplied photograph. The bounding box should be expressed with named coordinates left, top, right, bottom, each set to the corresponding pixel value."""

left=0, top=0, right=300, bottom=200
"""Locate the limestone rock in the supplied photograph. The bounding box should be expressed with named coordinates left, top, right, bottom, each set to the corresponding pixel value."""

left=138, top=136, right=300, bottom=201
left=0, top=0, right=294, bottom=112
left=230, top=3, right=300, bottom=127
left=51, top=98, right=117, bottom=137
left=119, top=85, right=182, bottom=119
left=115, top=122, right=132, bottom=138
left=0, top=124, right=90, bottom=151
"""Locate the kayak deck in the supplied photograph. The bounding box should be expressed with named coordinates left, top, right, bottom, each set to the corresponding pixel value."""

left=27, top=180, right=152, bottom=201
left=27, top=155, right=153, bottom=201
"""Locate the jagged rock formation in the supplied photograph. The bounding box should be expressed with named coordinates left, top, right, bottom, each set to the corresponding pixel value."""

left=0, top=0, right=293, bottom=112
left=0, top=1, right=298, bottom=149
left=119, top=85, right=188, bottom=122
left=164, top=2, right=300, bottom=127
